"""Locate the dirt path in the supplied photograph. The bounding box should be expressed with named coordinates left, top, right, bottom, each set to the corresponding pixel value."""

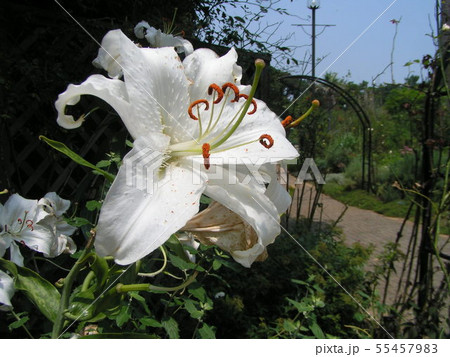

left=283, top=176, right=449, bottom=308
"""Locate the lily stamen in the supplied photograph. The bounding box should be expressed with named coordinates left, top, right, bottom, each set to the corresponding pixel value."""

left=188, top=99, right=209, bottom=121
left=284, top=99, right=320, bottom=129
left=202, top=143, right=211, bottom=169
left=208, top=84, right=224, bottom=104
left=26, top=219, right=34, bottom=231
left=281, top=116, right=293, bottom=127
left=222, top=82, right=240, bottom=102
left=238, top=94, right=257, bottom=114
left=259, top=134, right=274, bottom=149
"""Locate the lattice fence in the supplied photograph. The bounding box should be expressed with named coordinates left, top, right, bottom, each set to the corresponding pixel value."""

left=0, top=4, right=271, bottom=205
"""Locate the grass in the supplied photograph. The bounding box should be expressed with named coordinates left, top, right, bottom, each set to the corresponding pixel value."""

left=322, top=182, right=412, bottom=219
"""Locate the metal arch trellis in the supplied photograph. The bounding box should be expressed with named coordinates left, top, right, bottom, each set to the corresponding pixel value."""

left=280, top=75, right=374, bottom=192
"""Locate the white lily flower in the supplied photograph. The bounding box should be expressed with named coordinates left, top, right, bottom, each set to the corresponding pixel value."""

left=0, top=270, right=15, bottom=311
left=134, top=21, right=194, bottom=56
left=38, top=192, right=77, bottom=257
left=0, top=193, right=76, bottom=265
left=55, top=29, right=298, bottom=266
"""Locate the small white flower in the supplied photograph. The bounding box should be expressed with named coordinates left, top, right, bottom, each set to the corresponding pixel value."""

left=177, top=234, right=200, bottom=263
left=38, top=192, right=77, bottom=257
left=214, top=291, right=226, bottom=299
left=0, top=193, right=76, bottom=265
left=134, top=21, right=193, bottom=56
left=442, top=23, right=450, bottom=31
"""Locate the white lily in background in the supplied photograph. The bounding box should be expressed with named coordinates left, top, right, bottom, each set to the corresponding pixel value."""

left=38, top=192, right=77, bottom=257
left=55, top=29, right=298, bottom=266
left=0, top=193, right=76, bottom=266
left=0, top=270, right=15, bottom=311
left=134, top=21, right=193, bottom=56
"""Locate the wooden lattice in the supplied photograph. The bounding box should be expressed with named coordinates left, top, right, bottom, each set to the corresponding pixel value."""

left=0, top=5, right=271, bottom=205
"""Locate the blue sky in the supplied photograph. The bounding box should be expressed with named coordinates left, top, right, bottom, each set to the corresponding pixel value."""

left=227, top=0, right=438, bottom=84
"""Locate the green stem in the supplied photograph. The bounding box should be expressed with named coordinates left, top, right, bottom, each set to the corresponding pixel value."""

left=51, top=233, right=95, bottom=339
left=138, top=246, right=168, bottom=277
left=116, top=271, right=198, bottom=293
left=81, top=271, right=96, bottom=292
left=11, top=310, right=34, bottom=339
left=286, top=101, right=319, bottom=129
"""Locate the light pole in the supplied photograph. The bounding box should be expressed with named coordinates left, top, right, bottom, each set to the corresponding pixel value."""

left=307, top=0, right=320, bottom=78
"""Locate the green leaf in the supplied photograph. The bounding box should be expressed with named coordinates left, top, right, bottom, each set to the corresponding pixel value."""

left=309, top=321, right=325, bottom=339
left=128, top=292, right=151, bottom=315
left=0, top=258, right=61, bottom=323
left=116, top=305, right=131, bottom=327
left=139, top=317, right=162, bottom=328
left=164, top=235, right=190, bottom=262
left=212, top=259, right=222, bottom=271
left=168, top=252, right=198, bottom=271
left=8, top=316, right=30, bottom=331
left=188, top=284, right=210, bottom=304
left=291, top=278, right=308, bottom=286
left=287, top=298, right=315, bottom=313
left=184, top=300, right=203, bottom=319
left=283, top=319, right=298, bottom=332
left=66, top=217, right=92, bottom=227
left=39, top=136, right=115, bottom=182
left=66, top=290, right=97, bottom=321
left=86, top=200, right=102, bottom=211
left=198, top=323, right=215, bottom=339
left=161, top=317, right=179, bottom=339
left=95, top=160, right=111, bottom=168
left=86, top=253, right=109, bottom=291
left=200, top=195, right=212, bottom=205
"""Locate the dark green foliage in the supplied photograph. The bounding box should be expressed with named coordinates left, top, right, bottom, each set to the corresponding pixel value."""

left=202, top=224, right=374, bottom=338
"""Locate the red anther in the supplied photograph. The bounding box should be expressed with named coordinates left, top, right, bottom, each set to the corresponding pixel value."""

left=222, top=82, right=240, bottom=102
left=17, top=218, right=23, bottom=224
left=259, top=134, right=274, bottom=149
left=281, top=116, right=293, bottom=127
left=202, top=143, right=211, bottom=170
left=180, top=30, right=186, bottom=38
left=208, top=84, right=224, bottom=104
left=188, top=99, right=209, bottom=120
left=26, top=219, right=34, bottom=231
left=238, top=94, right=257, bottom=115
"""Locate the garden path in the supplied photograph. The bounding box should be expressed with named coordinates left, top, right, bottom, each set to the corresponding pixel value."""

left=283, top=174, right=449, bottom=309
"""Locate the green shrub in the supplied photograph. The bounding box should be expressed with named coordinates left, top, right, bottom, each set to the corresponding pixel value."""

left=203, top=223, right=375, bottom=338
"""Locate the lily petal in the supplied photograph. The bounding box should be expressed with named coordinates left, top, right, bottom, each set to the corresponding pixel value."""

left=92, top=29, right=124, bottom=78
left=117, top=31, right=195, bottom=142
left=55, top=74, right=139, bottom=134
left=203, top=165, right=281, bottom=267
left=95, top=136, right=206, bottom=265
left=45, top=234, right=77, bottom=258
left=0, top=271, right=15, bottom=311
left=183, top=201, right=268, bottom=266
left=183, top=48, right=242, bottom=101
left=134, top=21, right=194, bottom=55
left=8, top=241, right=24, bottom=267
left=41, top=192, right=71, bottom=216
left=261, top=164, right=292, bottom=214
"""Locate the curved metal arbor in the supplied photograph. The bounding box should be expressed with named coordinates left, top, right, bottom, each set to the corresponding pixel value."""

left=280, top=75, right=373, bottom=191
